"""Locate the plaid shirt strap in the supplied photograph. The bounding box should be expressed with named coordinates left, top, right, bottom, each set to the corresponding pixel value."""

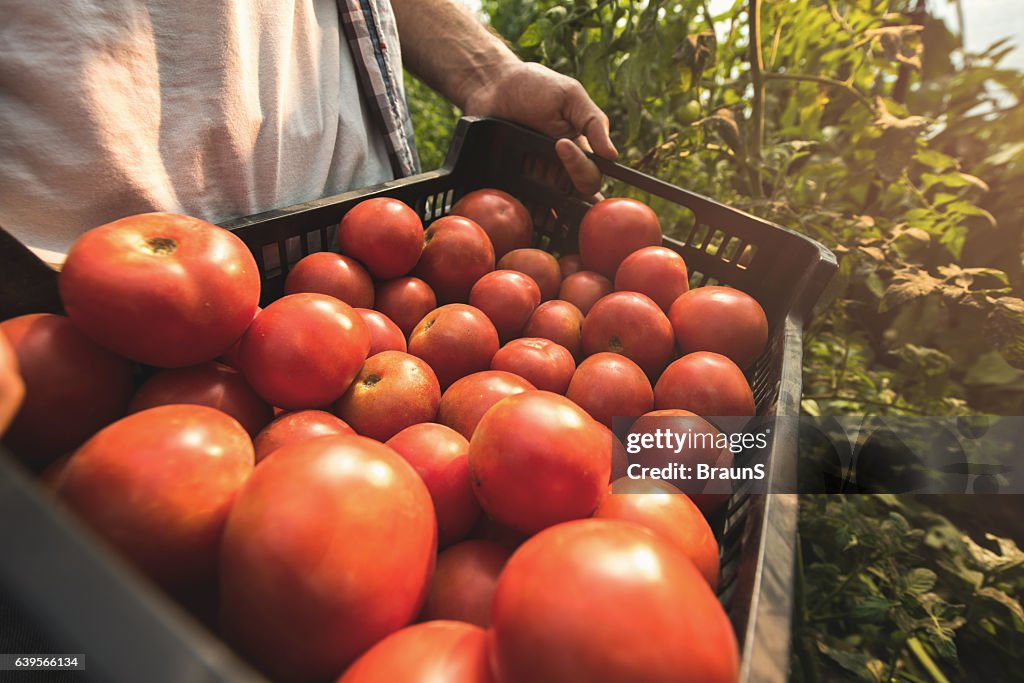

left=337, top=0, right=420, bottom=178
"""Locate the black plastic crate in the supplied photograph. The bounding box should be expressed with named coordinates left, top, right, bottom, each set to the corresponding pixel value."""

left=0, top=116, right=835, bottom=683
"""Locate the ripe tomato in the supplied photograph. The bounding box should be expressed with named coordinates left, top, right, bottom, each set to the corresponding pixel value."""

left=238, top=293, right=370, bottom=409
left=127, top=361, right=273, bottom=437
left=490, top=519, right=739, bottom=683
left=437, top=370, right=535, bottom=440
left=374, top=277, right=437, bottom=338
left=1, top=313, right=134, bottom=466
left=450, top=188, right=533, bottom=261
left=654, top=352, right=755, bottom=417
left=490, top=338, right=575, bottom=394
left=627, top=409, right=734, bottom=513
left=558, top=253, right=584, bottom=279
left=468, top=270, right=541, bottom=342
left=614, top=246, right=689, bottom=312
left=496, top=249, right=561, bottom=301
left=566, top=352, right=653, bottom=428
left=594, top=477, right=720, bottom=588
left=58, top=405, right=254, bottom=591
left=594, top=422, right=630, bottom=483
left=669, top=286, right=769, bottom=368
left=284, top=252, right=374, bottom=309
left=355, top=308, right=407, bottom=355
left=252, top=409, right=355, bottom=463
left=337, top=621, right=492, bottom=683
left=578, top=198, right=663, bottom=278
left=522, top=300, right=584, bottom=358
left=219, top=306, right=261, bottom=370
left=414, top=216, right=495, bottom=303
left=334, top=351, right=441, bottom=442
left=408, top=304, right=500, bottom=390
left=469, top=391, right=609, bottom=534
left=220, top=435, right=436, bottom=682
left=558, top=271, right=613, bottom=315
left=582, top=291, right=676, bottom=377
left=386, top=423, right=479, bottom=547
left=420, top=540, right=511, bottom=627
left=59, top=212, right=260, bottom=367
left=337, top=198, right=424, bottom=279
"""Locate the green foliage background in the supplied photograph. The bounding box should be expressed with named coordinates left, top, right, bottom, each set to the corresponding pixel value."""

left=406, top=1, right=1024, bottom=680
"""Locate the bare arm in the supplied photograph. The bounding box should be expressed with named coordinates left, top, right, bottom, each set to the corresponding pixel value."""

left=390, top=0, right=616, bottom=195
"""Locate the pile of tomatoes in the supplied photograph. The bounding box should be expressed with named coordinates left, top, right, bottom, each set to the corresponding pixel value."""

left=0, top=188, right=771, bottom=683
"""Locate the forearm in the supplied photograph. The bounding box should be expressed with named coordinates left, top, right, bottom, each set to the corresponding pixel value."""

left=390, top=0, right=520, bottom=110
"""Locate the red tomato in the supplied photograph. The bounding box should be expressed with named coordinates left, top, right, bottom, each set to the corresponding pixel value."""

left=127, top=361, right=273, bottom=437
left=414, top=216, right=495, bottom=303
left=654, top=352, right=755, bottom=417
left=469, top=515, right=530, bottom=551
left=669, top=286, right=769, bottom=368
left=386, top=423, right=479, bottom=547
left=252, top=409, right=355, bottom=463
left=338, top=198, right=425, bottom=279
left=450, top=188, right=533, bottom=261
left=490, top=519, right=739, bottom=683
left=58, top=405, right=253, bottom=591
left=558, top=271, right=613, bottom=315
left=614, top=246, right=690, bottom=311
left=408, top=304, right=500, bottom=391
left=522, top=300, right=585, bottom=358
left=334, top=351, right=441, bottom=442
left=469, top=391, right=609, bottom=534
left=437, top=370, right=535, bottom=440
left=355, top=308, right=407, bottom=355
left=220, top=435, right=436, bottom=682
left=558, top=253, right=584, bottom=279
left=1, top=313, right=134, bottom=466
left=420, top=540, right=511, bottom=627
left=578, top=198, right=663, bottom=278
left=374, top=277, right=437, bottom=338
left=468, top=270, right=541, bottom=342
left=490, top=338, right=575, bottom=394
left=59, top=212, right=260, bottom=367
left=337, top=621, right=492, bottom=683
left=594, top=422, right=630, bottom=482
left=219, top=306, right=261, bottom=370
left=582, top=291, right=676, bottom=377
left=566, top=352, right=653, bottom=428
left=594, top=477, right=720, bottom=589
left=238, top=293, right=370, bottom=409
left=284, top=251, right=374, bottom=309
left=627, top=409, right=734, bottom=513
left=496, top=249, right=561, bottom=301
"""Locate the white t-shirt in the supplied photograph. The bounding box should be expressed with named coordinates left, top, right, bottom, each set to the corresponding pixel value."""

left=0, top=0, right=395, bottom=261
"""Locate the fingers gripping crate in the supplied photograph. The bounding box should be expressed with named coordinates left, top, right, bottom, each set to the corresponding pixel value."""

left=0, top=116, right=835, bottom=683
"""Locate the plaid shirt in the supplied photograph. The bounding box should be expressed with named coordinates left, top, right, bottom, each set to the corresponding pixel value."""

left=337, top=0, right=420, bottom=178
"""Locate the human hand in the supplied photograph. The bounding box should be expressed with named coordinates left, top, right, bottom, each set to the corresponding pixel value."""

left=462, top=62, right=617, bottom=198
left=0, top=330, right=24, bottom=436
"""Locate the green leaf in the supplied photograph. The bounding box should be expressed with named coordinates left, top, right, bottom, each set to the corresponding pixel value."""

left=880, top=268, right=941, bottom=312
left=905, top=567, right=938, bottom=594
left=518, top=21, right=544, bottom=48
left=915, top=148, right=959, bottom=171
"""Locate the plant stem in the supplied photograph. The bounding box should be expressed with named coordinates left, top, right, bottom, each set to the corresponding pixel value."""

left=907, top=637, right=952, bottom=683
left=747, top=0, right=765, bottom=199
left=762, top=72, right=877, bottom=113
